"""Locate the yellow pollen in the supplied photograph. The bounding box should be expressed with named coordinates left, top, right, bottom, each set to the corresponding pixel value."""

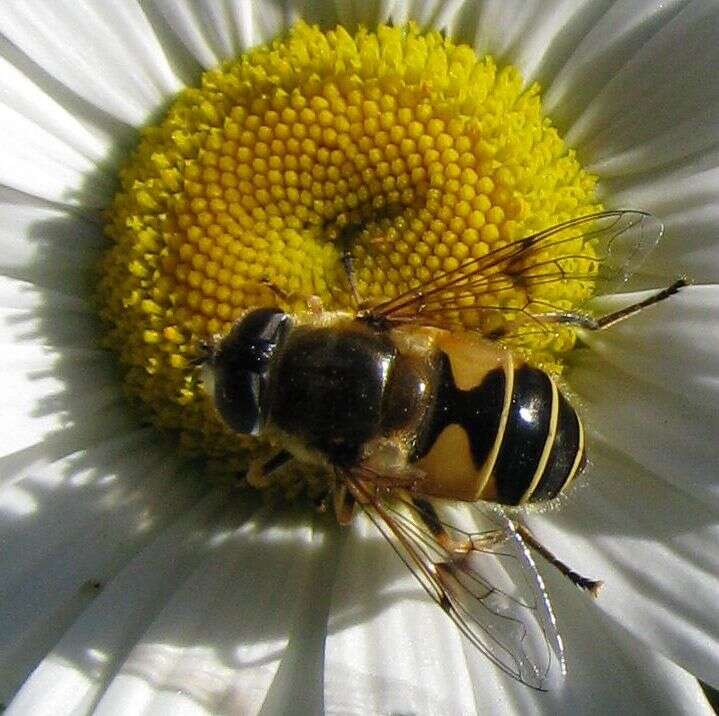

left=98, top=22, right=600, bottom=469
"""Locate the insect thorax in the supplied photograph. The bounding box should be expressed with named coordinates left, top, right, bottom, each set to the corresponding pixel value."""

left=265, top=321, right=434, bottom=469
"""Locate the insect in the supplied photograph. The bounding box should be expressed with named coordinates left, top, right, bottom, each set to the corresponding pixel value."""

left=199, top=210, right=685, bottom=690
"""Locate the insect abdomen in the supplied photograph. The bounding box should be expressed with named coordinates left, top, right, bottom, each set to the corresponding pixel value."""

left=489, top=364, right=584, bottom=504
left=413, top=332, right=584, bottom=506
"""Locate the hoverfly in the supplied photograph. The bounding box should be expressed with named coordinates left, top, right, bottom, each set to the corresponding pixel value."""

left=199, top=210, right=684, bottom=690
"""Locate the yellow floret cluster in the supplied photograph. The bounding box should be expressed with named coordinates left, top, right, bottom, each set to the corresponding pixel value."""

left=99, top=21, right=601, bottom=471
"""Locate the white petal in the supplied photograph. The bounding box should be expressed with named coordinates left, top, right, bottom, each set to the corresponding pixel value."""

left=334, top=0, right=391, bottom=28
left=0, top=274, right=128, bottom=455
left=436, top=1, right=719, bottom=288
left=0, top=198, right=103, bottom=291
left=148, top=0, right=344, bottom=68
left=148, top=0, right=224, bottom=68
left=2, top=451, right=212, bottom=713
left=0, top=98, right=113, bottom=208
left=544, top=0, right=687, bottom=128
left=0, top=352, right=129, bottom=459
left=0, top=54, right=110, bottom=164
left=325, top=512, right=712, bottom=714
left=0, top=274, right=91, bottom=313
left=606, top=169, right=719, bottom=283
left=0, top=284, right=113, bottom=456
left=528, top=444, right=719, bottom=693
left=390, top=0, right=478, bottom=35
left=325, top=516, right=478, bottom=715
left=555, top=2, right=719, bottom=178
left=579, top=285, right=719, bottom=414
left=92, top=507, right=327, bottom=716
left=1, top=430, right=172, bottom=586
left=397, top=0, right=623, bottom=88
left=0, top=0, right=183, bottom=125
left=568, top=287, right=719, bottom=505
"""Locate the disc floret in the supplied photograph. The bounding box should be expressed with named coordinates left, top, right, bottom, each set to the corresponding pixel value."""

left=99, top=22, right=600, bottom=468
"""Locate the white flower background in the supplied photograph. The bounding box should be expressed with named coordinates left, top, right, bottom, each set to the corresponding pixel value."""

left=1, top=0, right=718, bottom=714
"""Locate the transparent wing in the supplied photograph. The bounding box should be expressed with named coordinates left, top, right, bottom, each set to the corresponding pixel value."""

left=344, top=473, right=565, bottom=690
left=367, top=210, right=662, bottom=336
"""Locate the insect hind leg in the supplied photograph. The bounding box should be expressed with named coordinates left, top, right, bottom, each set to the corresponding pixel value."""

left=515, top=522, right=603, bottom=597
left=411, top=497, right=602, bottom=596
left=543, top=278, right=686, bottom=331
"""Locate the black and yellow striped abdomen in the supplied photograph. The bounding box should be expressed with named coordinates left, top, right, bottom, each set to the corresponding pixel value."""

left=410, top=330, right=585, bottom=506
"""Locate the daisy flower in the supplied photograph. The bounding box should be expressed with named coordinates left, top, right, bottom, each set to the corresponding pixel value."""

left=1, top=1, right=718, bottom=714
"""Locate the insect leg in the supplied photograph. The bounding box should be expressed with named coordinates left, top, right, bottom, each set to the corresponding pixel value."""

left=333, top=478, right=357, bottom=526
left=340, top=235, right=363, bottom=306
left=409, top=496, right=504, bottom=556
left=515, top=522, right=603, bottom=597
left=541, top=278, right=687, bottom=331
left=411, top=496, right=458, bottom=551
left=246, top=449, right=293, bottom=488
left=258, top=277, right=293, bottom=302
left=257, top=278, right=324, bottom=314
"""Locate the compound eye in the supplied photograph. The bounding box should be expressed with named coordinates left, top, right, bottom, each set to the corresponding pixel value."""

left=214, top=368, right=262, bottom=435
left=217, top=308, right=292, bottom=371
left=210, top=308, right=292, bottom=435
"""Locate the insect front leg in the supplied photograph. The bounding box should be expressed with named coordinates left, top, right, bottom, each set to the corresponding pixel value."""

left=256, top=278, right=324, bottom=315
left=540, top=278, right=686, bottom=331
left=246, top=449, right=293, bottom=488
left=338, top=223, right=364, bottom=307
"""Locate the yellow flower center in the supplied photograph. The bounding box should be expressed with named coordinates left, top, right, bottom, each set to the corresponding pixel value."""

left=98, top=22, right=600, bottom=476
